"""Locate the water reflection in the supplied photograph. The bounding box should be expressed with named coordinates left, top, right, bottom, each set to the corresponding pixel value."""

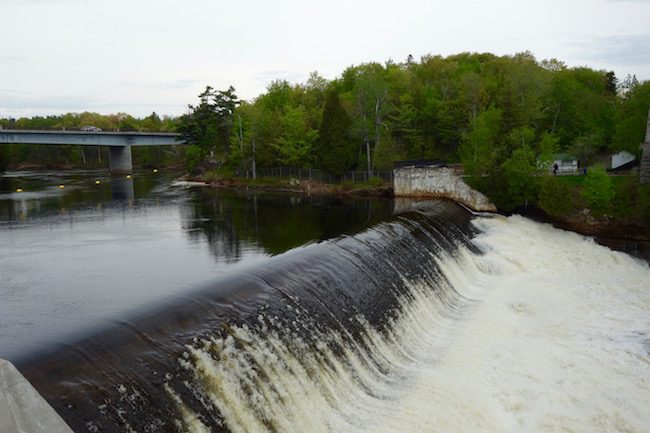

left=0, top=171, right=395, bottom=262
left=0, top=170, right=160, bottom=222
left=0, top=170, right=395, bottom=360
left=110, top=176, right=135, bottom=202
left=182, top=189, right=394, bottom=263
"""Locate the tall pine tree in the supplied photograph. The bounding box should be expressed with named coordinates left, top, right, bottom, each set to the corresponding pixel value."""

left=316, top=90, right=354, bottom=175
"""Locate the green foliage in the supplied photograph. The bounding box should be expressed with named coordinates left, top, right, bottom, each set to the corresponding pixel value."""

left=272, top=106, right=317, bottom=167
left=537, top=132, right=560, bottom=167
left=372, top=136, right=406, bottom=171
left=459, top=107, right=502, bottom=175
left=581, top=165, right=614, bottom=216
left=613, top=81, right=650, bottom=154
left=0, top=146, right=8, bottom=172
left=177, top=85, right=239, bottom=167
left=612, top=176, right=639, bottom=219
left=2, top=51, right=648, bottom=200
left=570, top=132, right=603, bottom=167
left=499, top=145, right=538, bottom=209
left=367, top=176, right=384, bottom=187
left=537, top=176, right=574, bottom=217
left=506, top=126, right=536, bottom=150
left=316, top=90, right=354, bottom=175
left=185, top=144, right=204, bottom=173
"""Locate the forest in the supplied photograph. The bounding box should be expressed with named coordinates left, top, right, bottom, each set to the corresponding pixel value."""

left=2, top=51, right=650, bottom=214
left=175, top=52, right=649, bottom=177
left=4, top=52, right=650, bottom=174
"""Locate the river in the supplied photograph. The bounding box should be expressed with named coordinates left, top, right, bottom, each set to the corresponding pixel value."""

left=1, top=170, right=649, bottom=433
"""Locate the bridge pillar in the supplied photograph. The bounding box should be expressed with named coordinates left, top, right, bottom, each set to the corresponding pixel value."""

left=108, top=145, right=132, bottom=174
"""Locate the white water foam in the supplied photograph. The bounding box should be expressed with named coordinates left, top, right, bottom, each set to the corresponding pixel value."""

left=172, top=215, right=650, bottom=433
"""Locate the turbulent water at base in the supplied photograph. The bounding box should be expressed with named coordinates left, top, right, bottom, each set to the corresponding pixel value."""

left=18, top=203, right=650, bottom=433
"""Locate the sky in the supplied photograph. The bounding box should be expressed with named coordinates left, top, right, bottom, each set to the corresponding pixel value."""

left=1, top=0, right=650, bottom=118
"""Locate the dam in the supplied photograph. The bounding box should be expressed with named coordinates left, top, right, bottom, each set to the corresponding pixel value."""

left=1, top=170, right=649, bottom=433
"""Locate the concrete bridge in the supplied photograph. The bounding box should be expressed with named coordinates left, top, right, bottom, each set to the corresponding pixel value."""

left=0, top=130, right=182, bottom=173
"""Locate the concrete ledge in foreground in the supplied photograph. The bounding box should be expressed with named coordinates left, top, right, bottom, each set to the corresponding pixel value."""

left=0, top=359, right=73, bottom=433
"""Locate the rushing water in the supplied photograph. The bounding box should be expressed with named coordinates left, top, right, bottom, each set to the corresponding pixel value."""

left=2, top=170, right=650, bottom=433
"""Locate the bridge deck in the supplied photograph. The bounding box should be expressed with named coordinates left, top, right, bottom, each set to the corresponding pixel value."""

left=0, top=130, right=180, bottom=147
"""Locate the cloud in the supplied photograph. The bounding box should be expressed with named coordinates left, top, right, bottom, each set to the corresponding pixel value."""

left=573, top=34, right=650, bottom=66
left=119, top=79, right=202, bottom=91
left=0, top=90, right=95, bottom=111
left=253, top=70, right=307, bottom=87
left=0, top=56, right=28, bottom=63
left=0, top=88, right=187, bottom=117
left=5, top=0, right=80, bottom=4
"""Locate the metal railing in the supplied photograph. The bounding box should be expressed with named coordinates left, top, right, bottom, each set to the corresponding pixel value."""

left=246, top=167, right=393, bottom=184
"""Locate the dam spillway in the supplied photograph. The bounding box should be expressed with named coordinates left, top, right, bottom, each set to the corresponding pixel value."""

left=1, top=171, right=649, bottom=433
left=14, top=207, right=650, bottom=433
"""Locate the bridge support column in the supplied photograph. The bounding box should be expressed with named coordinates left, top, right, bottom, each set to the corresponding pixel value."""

left=108, top=145, right=132, bottom=174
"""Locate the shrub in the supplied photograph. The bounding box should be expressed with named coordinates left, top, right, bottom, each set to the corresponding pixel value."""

left=612, top=176, right=639, bottom=219
left=367, top=176, right=384, bottom=187
left=184, top=144, right=203, bottom=173
left=499, top=146, right=539, bottom=210
left=581, top=165, right=614, bottom=216
left=537, top=176, right=574, bottom=217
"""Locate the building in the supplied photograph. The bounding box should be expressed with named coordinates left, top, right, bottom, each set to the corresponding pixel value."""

left=610, top=151, right=637, bottom=172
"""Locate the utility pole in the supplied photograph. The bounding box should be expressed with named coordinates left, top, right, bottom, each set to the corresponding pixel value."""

left=238, top=114, right=244, bottom=154
left=252, top=135, right=257, bottom=180
left=640, top=108, right=650, bottom=184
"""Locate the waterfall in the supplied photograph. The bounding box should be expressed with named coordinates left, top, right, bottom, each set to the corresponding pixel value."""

left=18, top=202, right=650, bottom=433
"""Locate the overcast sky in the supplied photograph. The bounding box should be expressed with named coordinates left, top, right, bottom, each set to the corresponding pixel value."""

left=2, top=0, right=649, bottom=118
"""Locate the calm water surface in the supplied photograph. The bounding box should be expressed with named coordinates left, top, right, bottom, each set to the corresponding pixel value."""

left=0, top=170, right=393, bottom=361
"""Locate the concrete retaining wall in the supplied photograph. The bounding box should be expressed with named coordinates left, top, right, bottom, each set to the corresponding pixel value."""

left=0, top=359, right=73, bottom=433
left=393, top=166, right=497, bottom=212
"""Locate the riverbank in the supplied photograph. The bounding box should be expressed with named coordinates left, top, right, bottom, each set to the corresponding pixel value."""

left=181, top=173, right=394, bottom=198
left=185, top=172, right=650, bottom=262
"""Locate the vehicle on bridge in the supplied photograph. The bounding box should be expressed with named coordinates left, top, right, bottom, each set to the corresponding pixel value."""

left=80, top=126, right=102, bottom=132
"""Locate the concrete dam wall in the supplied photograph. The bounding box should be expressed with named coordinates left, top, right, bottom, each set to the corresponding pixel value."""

left=0, top=359, right=73, bottom=433
left=393, top=166, right=497, bottom=212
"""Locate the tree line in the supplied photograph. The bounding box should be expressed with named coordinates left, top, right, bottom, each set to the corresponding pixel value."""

left=0, top=112, right=177, bottom=170
left=179, top=52, right=649, bottom=180
left=2, top=51, right=650, bottom=182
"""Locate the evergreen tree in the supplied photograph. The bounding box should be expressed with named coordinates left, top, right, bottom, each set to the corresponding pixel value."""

left=316, top=90, right=354, bottom=175
left=176, top=85, right=239, bottom=167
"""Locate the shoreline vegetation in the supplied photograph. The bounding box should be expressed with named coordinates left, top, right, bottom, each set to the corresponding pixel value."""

left=184, top=169, right=649, bottom=244
left=2, top=51, right=649, bottom=256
